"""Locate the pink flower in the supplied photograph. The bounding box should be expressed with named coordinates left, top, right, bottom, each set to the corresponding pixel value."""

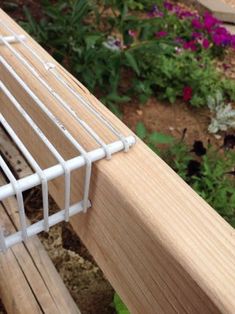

left=223, top=63, right=231, bottom=70
left=203, top=12, right=219, bottom=30
left=183, top=86, right=193, bottom=102
left=192, top=18, right=203, bottom=29
left=231, top=35, right=235, bottom=48
left=202, top=38, right=210, bottom=49
left=192, top=32, right=203, bottom=40
left=164, top=1, right=174, bottom=11
left=128, top=30, right=137, bottom=38
left=155, top=31, right=168, bottom=38
left=211, top=26, right=231, bottom=46
left=175, top=37, right=185, bottom=44
left=183, top=40, right=197, bottom=51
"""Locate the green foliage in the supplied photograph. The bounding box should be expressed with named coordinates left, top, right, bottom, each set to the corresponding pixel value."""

left=191, top=149, right=235, bottom=219
left=132, top=48, right=235, bottom=107
left=136, top=123, right=235, bottom=225
left=113, top=293, right=130, bottom=314
left=19, top=0, right=235, bottom=109
left=136, top=121, right=174, bottom=148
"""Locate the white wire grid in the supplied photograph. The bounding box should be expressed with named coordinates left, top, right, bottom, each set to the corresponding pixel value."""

left=0, top=23, right=135, bottom=252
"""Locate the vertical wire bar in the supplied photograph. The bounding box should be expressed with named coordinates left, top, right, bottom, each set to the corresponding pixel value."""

left=0, top=22, right=130, bottom=152
left=0, top=57, right=91, bottom=212
left=0, top=136, right=135, bottom=202
left=0, top=156, right=28, bottom=241
left=0, top=227, right=7, bottom=253
left=0, top=81, right=71, bottom=221
left=0, top=115, right=50, bottom=231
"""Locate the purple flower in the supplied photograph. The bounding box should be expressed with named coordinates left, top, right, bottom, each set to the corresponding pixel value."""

left=223, top=63, right=231, bottom=70
left=192, top=18, right=203, bottom=29
left=192, top=32, right=203, bottom=39
left=203, top=12, right=220, bottom=30
left=163, top=1, right=174, bottom=11
left=175, top=37, right=185, bottom=45
left=128, top=30, right=137, bottom=38
left=155, top=31, right=168, bottom=38
left=212, top=26, right=231, bottom=46
left=183, top=40, right=197, bottom=51
left=172, top=5, right=181, bottom=15
left=202, top=38, right=210, bottom=49
left=147, top=4, right=164, bottom=18
left=231, top=35, right=235, bottom=48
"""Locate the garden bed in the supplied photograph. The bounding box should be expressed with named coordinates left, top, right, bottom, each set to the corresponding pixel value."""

left=1, top=0, right=235, bottom=313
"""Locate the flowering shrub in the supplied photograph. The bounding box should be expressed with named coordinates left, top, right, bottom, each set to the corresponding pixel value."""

left=119, top=1, right=235, bottom=106
left=20, top=0, right=235, bottom=108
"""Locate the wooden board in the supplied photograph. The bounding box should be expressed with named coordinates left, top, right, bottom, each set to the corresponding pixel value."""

left=0, top=125, right=80, bottom=314
left=1, top=9, right=235, bottom=314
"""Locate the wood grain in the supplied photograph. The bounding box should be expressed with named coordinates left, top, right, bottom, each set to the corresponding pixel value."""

left=1, top=9, right=235, bottom=313
left=0, top=130, right=80, bottom=313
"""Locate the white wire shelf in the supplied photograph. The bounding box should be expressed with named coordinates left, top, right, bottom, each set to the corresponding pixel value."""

left=0, top=23, right=135, bottom=252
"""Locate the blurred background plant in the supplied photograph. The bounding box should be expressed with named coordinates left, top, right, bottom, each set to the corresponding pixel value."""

left=16, top=0, right=235, bottom=112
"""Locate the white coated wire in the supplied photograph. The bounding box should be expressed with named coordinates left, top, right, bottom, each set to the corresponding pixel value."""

left=0, top=227, right=7, bottom=253
left=0, top=34, right=26, bottom=44
left=0, top=31, right=112, bottom=160
left=0, top=22, right=136, bottom=251
left=0, top=80, right=72, bottom=221
left=0, top=155, right=28, bottom=241
left=0, top=115, right=50, bottom=231
left=0, top=136, right=135, bottom=201
left=0, top=56, right=91, bottom=212
left=0, top=21, right=130, bottom=152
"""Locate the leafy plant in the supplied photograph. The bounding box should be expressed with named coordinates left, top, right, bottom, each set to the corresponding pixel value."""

left=132, top=47, right=235, bottom=106
left=136, top=122, right=235, bottom=226
left=113, top=293, right=130, bottom=314
left=19, top=0, right=235, bottom=109
left=208, top=92, right=235, bottom=133
left=191, top=148, right=235, bottom=221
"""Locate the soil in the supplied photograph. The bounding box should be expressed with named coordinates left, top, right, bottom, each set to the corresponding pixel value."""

left=1, top=0, right=43, bottom=21
left=122, top=98, right=224, bottom=148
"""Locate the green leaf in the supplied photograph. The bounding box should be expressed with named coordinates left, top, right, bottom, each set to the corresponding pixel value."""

left=114, top=294, right=130, bottom=314
left=125, top=51, right=140, bottom=75
left=136, top=122, right=147, bottom=140
left=84, top=35, right=101, bottom=49
left=149, top=132, right=174, bottom=144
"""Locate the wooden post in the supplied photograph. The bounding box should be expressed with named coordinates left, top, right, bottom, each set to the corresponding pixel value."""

left=1, top=9, right=235, bottom=313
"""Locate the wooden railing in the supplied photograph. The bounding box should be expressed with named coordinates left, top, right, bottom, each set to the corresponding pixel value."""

left=1, top=9, right=235, bottom=314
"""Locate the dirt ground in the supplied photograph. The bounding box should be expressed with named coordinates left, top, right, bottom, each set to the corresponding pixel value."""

left=39, top=224, right=115, bottom=314
left=123, top=98, right=224, bottom=147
